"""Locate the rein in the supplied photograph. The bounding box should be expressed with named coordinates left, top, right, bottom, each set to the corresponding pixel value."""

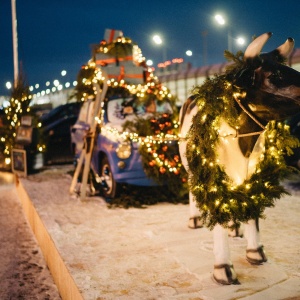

left=232, top=95, right=266, bottom=138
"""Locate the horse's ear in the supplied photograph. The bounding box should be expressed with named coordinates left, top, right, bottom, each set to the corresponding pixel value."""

left=233, top=68, right=255, bottom=88
left=244, top=32, right=272, bottom=59
left=261, top=37, right=295, bottom=62
left=277, top=37, right=294, bottom=58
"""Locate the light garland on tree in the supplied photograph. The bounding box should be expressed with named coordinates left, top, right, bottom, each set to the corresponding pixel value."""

left=2, top=76, right=36, bottom=165
left=72, top=57, right=188, bottom=194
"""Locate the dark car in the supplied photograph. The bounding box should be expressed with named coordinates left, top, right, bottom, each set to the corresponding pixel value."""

left=39, top=102, right=82, bottom=165
left=39, top=102, right=81, bottom=127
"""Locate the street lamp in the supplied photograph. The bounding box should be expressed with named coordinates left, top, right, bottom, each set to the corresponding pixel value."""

left=236, top=36, right=246, bottom=47
left=152, top=34, right=167, bottom=62
left=215, top=14, right=225, bottom=25
left=186, top=50, right=192, bottom=57
left=152, top=35, right=162, bottom=45
left=214, top=13, right=232, bottom=52
left=6, top=81, right=12, bottom=90
left=146, top=59, right=153, bottom=66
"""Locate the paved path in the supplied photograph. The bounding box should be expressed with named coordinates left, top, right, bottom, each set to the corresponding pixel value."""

left=15, top=168, right=300, bottom=299
left=1, top=167, right=300, bottom=299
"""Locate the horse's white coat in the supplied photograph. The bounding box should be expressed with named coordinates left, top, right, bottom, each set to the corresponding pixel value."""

left=178, top=32, right=300, bottom=284
left=179, top=106, right=266, bottom=279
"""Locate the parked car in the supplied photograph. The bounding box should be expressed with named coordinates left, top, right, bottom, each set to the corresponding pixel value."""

left=71, top=96, right=174, bottom=198
left=39, top=102, right=82, bottom=165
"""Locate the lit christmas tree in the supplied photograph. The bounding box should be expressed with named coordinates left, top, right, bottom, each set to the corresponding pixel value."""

left=2, top=72, right=36, bottom=167
left=71, top=31, right=189, bottom=205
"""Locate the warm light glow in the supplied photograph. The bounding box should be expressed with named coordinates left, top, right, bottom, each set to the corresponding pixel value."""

left=236, top=37, right=245, bottom=45
left=53, top=79, right=59, bottom=87
left=186, top=50, right=192, bottom=56
left=146, top=60, right=153, bottom=66
left=215, top=14, right=226, bottom=25
left=6, top=82, right=12, bottom=89
left=153, top=35, right=162, bottom=45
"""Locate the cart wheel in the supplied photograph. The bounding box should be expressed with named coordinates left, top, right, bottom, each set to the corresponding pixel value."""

left=100, top=156, right=119, bottom=198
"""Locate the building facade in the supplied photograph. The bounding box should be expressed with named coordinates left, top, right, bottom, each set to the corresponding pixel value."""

left=157, top=48, right=300, bottom=106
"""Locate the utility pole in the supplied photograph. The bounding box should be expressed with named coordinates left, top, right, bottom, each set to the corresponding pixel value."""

left=11, top=0, right=19, bottom=87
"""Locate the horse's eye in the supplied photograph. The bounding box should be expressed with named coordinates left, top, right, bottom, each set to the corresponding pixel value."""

left=268, top=71, right=283, bottom=85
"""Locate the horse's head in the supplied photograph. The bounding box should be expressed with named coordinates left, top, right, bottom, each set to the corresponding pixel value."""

left=233, top=32, right=300, bottom=122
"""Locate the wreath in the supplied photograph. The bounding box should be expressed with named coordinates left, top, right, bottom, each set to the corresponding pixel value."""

left=186, top=52, right=300, bottom=229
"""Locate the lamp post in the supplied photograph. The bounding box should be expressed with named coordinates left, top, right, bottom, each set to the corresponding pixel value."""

left=152, top=34, right=167, bottom=63
left=11, top=0, right=19, bottom=88
left=236, top=36, right=246, bottom=48
left=201, top=30, right=208, bottom=66
left=214, top=14, right=232, bottom=52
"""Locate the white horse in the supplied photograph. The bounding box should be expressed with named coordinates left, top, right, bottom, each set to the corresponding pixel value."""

left=179, top=32, right=300, bottom=284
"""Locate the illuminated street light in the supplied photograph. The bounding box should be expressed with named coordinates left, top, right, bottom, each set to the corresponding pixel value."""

left=186, top=50, right=193, bottom=56
left=214, top=13, right=232, bottom=52
left=53, top=79, right=60, bottom=87
left=152, top=35, right=162, bottom=45
left=152, top=34, right=167, bottom=62
left=215, top=14, right=225, bottom=25
left=236, top=37, right=246, bottom=46
left=61, top=70, right=67, bottom=76
left=6, top=81, right=12, bottom=90
left=146, top=59, right=153, bottom=66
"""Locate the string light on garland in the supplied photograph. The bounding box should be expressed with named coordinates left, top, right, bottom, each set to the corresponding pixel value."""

left=71, top=35, right=189, bottom=197
left=1, top=74, right=39, bottom=166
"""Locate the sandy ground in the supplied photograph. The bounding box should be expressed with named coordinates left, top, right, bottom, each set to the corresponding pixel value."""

left=0, top=173, right=61, bottom=300
left=1, top=166, right=300, bottom=299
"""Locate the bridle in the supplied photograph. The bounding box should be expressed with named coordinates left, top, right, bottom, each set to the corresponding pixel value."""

left=232, top=94, right=266, bottom=138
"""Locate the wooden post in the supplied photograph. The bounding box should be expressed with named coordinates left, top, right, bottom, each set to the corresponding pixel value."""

left=70, top=73, right=108, bottom=200
left=11, top=0, right=19, bottom=87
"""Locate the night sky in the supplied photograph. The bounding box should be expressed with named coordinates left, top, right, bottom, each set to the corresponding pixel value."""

left=1, top=0, right=300, bottom=96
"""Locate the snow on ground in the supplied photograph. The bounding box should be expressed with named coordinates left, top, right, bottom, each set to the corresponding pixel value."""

left=0, top=174, right=61, bottom=299
left=1, top=166, right=300, bottom=299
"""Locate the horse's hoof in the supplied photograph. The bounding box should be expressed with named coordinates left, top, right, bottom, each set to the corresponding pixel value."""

left=246, top=245, right=268, bottom=265
left=213, top=264, right=240, bottom=285
left=188, top=217, right=203, bottom=229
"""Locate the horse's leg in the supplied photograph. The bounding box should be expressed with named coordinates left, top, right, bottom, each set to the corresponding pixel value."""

left=188, top=191, right=203, bottom=229
left=244, top=219, right=268, bottom=265
left=227, top=221, right=243, bottom=237
left=213, top=224, right=240, bottom=285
